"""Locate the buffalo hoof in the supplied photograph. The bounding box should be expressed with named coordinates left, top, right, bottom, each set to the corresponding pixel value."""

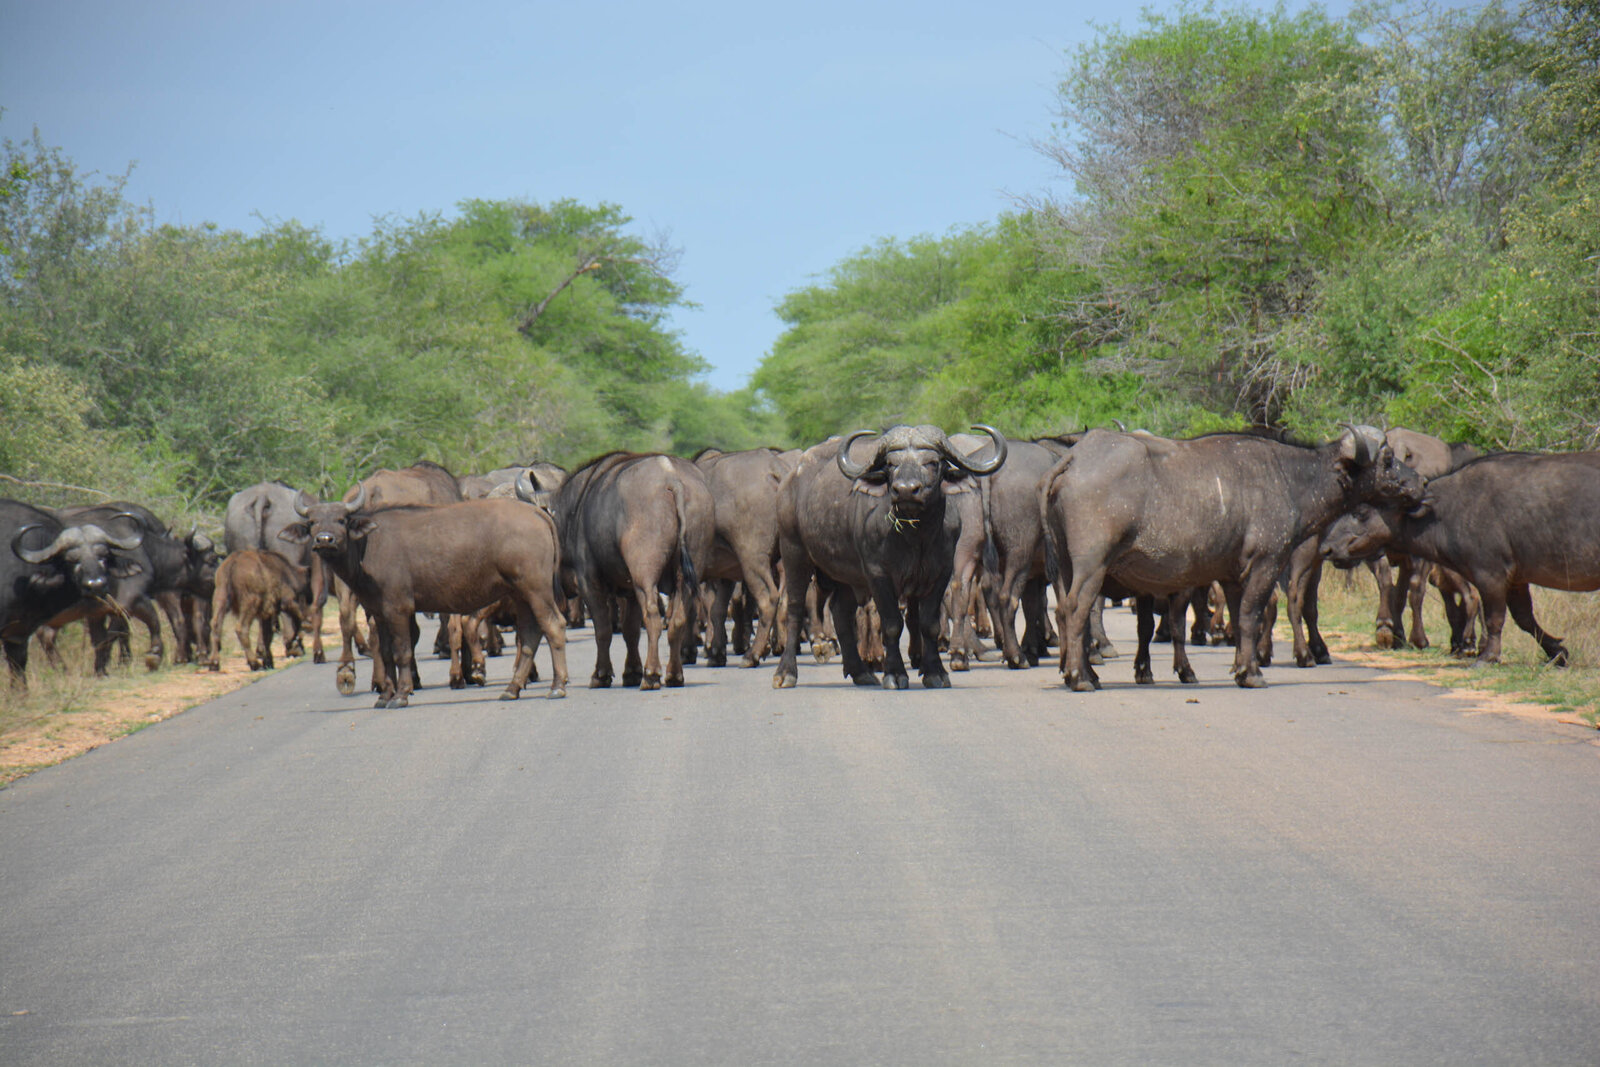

left=640, top=674, right=661, bottom=691
left=740, top=653, right=761, bottom=669
left=547, top=685, right=567, bottom=699
left=1005, top=656, right=1026, bottom=670
left=450, top=676, right=466, bottom=690
left=1087, top=648, right=1103, bottom=666
left=1097, top=641, right=1120, bottom=659
left=773, top=672, right=797, bottom=689
left=665, top=674, right=685, bottom=688
left=1374, top=628, right=1398, bottom=650
left=1313, top=647, right=1332, bottom=665
left=498, top=688, right=520, bottom=701
left=1067, top=675, right=1097, bottom=693
left=336, top=668, right=357, bottom=696
left=707, top=652, right=726, bottom=668
left=922, top=673, right=951, bottom=689
left=1134, top=668, right=1154, bottom=685
left=1178, top=667, right=1198, bottom=685
left=1548, top=646, right=1571, bottom=667
left=590, top=673, right=612, bottom=688
left=623, top=670, right=643, bottom=687
left=1295, top=650, right=1316, bottom=668
left=950, top=654, right=969, bottom=672
left=144, top=652, right=162, bottom=671
left=882, top=673, right=910, bottom=690
left=1235, top=672, right=1268, bottom=689
left=811, top=640, right=837, bottom=664
left=313, top=650, right=327, bottom=664
left=849, top=671, right=879, bottom=687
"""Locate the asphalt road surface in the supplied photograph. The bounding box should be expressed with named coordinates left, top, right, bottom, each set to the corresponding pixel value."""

left=3, top=608, right=1599, bottom=1066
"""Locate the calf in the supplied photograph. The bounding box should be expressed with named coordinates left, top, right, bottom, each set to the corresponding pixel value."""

left=207, top=550, right=314, bottom=671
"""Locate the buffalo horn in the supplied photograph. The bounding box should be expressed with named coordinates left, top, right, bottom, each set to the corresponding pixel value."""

left=514, top=467, right=538, bottom=503
left=1338, top=422, right=1371, bottom=467
left=104, top=512, right=146, bottom=550
left=835, top=429, right=880, bottom=481
left=946, top=425, right=1008, bottom=475
left=346, top=482, right=367, bottom=512
left=294, top=490, right=314, bottom=517
left=95, top=520, right=145, bottom=552
left=11, top=525, right=65, bottom=565
left=1112, top=419, right=1128, bottom=432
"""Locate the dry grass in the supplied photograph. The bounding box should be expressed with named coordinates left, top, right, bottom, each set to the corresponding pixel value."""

left=1303, top=565, right=1600, bottom=728
left=0, top=608, right=336, bottom=786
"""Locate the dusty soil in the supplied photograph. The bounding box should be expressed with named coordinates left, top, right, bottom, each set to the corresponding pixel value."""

left=0, top=612, right=340, bottom=787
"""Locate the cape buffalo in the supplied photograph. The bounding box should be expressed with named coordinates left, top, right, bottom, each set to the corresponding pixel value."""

left=1044, top=425, right=1424, bottom=689
left=3, top=500, right=144, bottom=686
left=772, top=424, right=1007, bottom=691
left=1321, top=450, right=1600, bottom=666
left=550, top=452, right=715, bottom=690
left=693, top=447, right=793, bottom=668
left=284, top=488, right=569, bottom=706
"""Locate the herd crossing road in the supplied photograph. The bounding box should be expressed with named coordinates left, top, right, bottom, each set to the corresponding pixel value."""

left=3, top=607, right=1599, bottom=1065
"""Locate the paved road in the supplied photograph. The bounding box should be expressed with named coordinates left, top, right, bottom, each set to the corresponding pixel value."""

left=3, top=609, right=1599, bottom=1065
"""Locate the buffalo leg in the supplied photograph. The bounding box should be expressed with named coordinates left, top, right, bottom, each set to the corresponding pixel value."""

left=1506, top=584, right=1567, bottom=665
left=910, top=593, right=950, bottom=688
left=742, top=565, right=781, bottom=669
left=1402, top=556, right=1430, bottom=650
left=705, top=579, right=733, bottom=667
left=1231, top=569, right=1277, bottom=687
left=829, top=585, right=879, bottom=687
left=1475, top=580, right=1509, bottom=665
left=1168, top=593, right=1198, bottom=684
left=772, top=557, right=814, bottom=689
left=1061, top=564, right=1106, bottom=692
left=621, top=594, right=648, bottom=688
left=335, top=578, right=360, bottom=696
left=585, top=585, right=617, bottom=687
left=1133, top=595, right=1156, bottom=685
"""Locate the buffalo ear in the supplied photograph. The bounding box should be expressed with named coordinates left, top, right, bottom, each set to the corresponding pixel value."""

left=850, top=480, right=889, bottom=498
left=108, top=557, right=144, bottom=579
left=942, top=464, right=975, bottom=492
left=349, top=517, right=379, bottom=540
left=278, top=523, right=311, bottom=545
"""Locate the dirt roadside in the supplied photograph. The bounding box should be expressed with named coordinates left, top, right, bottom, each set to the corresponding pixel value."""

left=0, top=612, right=341, bottom=787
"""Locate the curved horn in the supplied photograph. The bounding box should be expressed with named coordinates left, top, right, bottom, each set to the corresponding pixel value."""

left=92, top=522, right=145, bottom=552
left=514, top=467, right=538, bottom=504
left=104, top=512, right=146, bottom=550
left=294, top=490, right=314, bottom=517
left=1112, top=419, right=1128, bottom=432
left=346, top=482, right=367, bottom=512
left=1339, top=422, right=1371, bottom=467
left=835, top=429, right=879, bottom=481
left=12, top=525, right=67, bottom=565
left=947, top=425, right=1009, bottom=476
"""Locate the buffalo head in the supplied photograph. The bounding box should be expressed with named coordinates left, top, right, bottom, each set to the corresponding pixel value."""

left=281, top=485, right=376, bottom=555
left=11, top=520, right=145, bottom=595
left=1337, top=423, right=1426, bottom=508
left=836, top=424, right=1008, bottom=517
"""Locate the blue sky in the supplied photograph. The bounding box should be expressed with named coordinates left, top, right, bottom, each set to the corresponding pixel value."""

left=1, top=1, right=1343, bottom=391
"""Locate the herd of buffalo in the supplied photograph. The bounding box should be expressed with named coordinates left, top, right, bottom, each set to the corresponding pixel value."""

left=5, top=422, right=1599, bottom=706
